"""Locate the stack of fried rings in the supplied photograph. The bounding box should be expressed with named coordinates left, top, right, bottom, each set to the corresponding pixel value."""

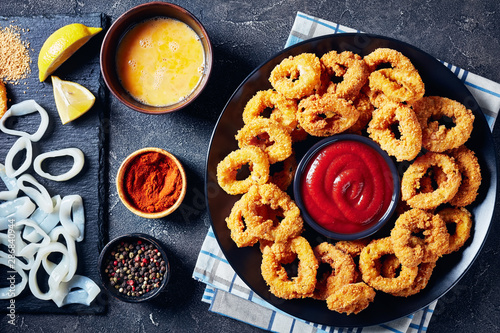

left=216, top=48, right=481, bottom=315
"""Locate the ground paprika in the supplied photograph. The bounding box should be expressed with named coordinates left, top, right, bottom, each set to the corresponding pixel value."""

left=123, top=151, right=183, bottom=213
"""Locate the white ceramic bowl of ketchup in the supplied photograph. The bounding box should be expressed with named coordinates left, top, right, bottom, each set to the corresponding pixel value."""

left=100, top=2, right=213, bottom=114
left=293, top=134, right=401, bottom=241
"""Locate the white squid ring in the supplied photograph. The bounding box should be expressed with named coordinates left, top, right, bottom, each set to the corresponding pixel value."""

left=0, top=163, right=19, bottom=201
left=60, top=195, right=85, bottom=242
left=48, top=226, right=77, bottom=282
left=5, top=136, right=33, bottom=178
left=0, top=257, right=28, bottom=299
left=0, top=100, right=50, bottom=142
left=33, top=148, right=85, bottom=182
left=23, top=195, right=61, bottom=243
left=0, top=196, right=36, bottom=231
left=17, top=174, right=54, bottom=213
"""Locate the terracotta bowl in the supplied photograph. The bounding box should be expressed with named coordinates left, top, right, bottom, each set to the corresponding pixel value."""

left=98, top=233, right=171, bottom=302
left=100, top=1, right=213, bottom=114
left=116, top=147, right=187, bottom=219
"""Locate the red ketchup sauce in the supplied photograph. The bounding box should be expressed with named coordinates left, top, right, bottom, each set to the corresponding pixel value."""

left=300, top=140, right=394, bottom=235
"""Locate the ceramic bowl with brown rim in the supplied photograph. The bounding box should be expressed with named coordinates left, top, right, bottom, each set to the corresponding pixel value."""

left=100, top=2, right=213, bottom=114
left=116, top=147, right=187, bottom=219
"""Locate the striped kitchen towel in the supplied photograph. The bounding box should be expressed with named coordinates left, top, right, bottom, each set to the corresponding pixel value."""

left=193, top=11, right=500, bottom=333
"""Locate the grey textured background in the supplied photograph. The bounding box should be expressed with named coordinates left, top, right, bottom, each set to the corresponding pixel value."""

left=1, top=0, right=500, bottom=332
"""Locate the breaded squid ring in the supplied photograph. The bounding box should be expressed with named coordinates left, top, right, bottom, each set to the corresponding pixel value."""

left=320, top=50, right=369, bottom=100
left=261, top=236, right=318, bottom=299
left=335, top=239, right=371, bottom=258
left=368, top=68, right=425, bottom=104
left=216, top=146, right=270, bottom=195
left=359, top=237, right=418, bottom=293
left=363, top=48, right=417, bottom=73
left=269, top=53, right=322, bottom=99
left=236, top=118, right=292, bottom=164
left=244, top=183, right=303, bottom=243
left=381, top=255, right=436, bottom=297
left=268, top=153, right=297, bottom=191
left=326, top=282, right=376, bottom=315
left=413, top=96, right=475, bottom=152
left=346, top=91, right=374, bottom=134
left=447, top=146, right=481, bottom=207
left=390, top=209, right=449, bottom=267
left=297, top=93, right=359, bottom=137
left=437, top=207, right=473, bottom=254
left=401, top=152, right=462, bottom=209
left=367, top=102, right=422, bottom=161
left=225, top=196, right=273, bottom=248
left=312, top=242, right=357, bottom=300
left=242, top=89, right=298, bottom=132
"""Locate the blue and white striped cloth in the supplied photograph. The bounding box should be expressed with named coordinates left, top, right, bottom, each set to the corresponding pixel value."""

left=193, top=11, right=500, bottom=333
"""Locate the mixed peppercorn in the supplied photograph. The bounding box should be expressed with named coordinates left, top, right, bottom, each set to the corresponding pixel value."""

left=104, top=239, right=167, bottom=297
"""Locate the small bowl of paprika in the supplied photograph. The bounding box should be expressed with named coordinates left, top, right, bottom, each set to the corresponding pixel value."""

left=116, top=147, right=187, bottom=219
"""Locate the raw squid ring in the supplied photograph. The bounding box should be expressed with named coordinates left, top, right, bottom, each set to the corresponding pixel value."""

left=225, top=195, right=273, bottom=248
left=59, top=195, right=85, bottom=242
left=346, top=91, right=374, bottom=134
left=390, top=208, right=449, bottom=267
left=235, top=118, right=292, bottom=164
left=297, top=93, right=359, bottom=137
left=413, top=96, right=475, bottom=152
left=401, top=152, right=462, bottom=209
left=367, top=101, right=422, bottom=161
left=320, top=50, right=369, bottom=100
left=5, top=136, right=33, bottom=178
left=325, top=282, right=376, bottom=315
left=216, top=146, right=270, bottom=195
left=437, top=207, right=473, bottom=254
left=0, top=99, right=50, bottom=142
left=33, top=148, right=85, bottom=182
left=0, top=196, right=36, bottom=231
left=268, top=153, right=297, bottom=191
left=363, top=48, right=417, bottom=73
left=380, top=255, right=436, bottom=297
left=335, top=239, right=371, bottom=257
left=0, top=79, right=7, bottom=119
left=359, top=237, right=418, bottom=293
left=447, top=146, right=481, bottom=207
left=242, top=89, right=298, bottom=132
left=0, top=163, right=19, bottom=201
left=269, top=53, right=322, bottom=99
left=368, top=68, right=425, bottom=104
left=312, top=242, right=357, bottom=300
left=260, top=236, right=318, bottom=299
left=244, top=183, right=303, bottom=243
left=17, top=174, right=55, bottom=213
left=0, top=257, right=28, bottom=299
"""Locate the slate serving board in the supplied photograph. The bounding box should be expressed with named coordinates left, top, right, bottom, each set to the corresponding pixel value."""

left=0, top=13, right=108, bottom=314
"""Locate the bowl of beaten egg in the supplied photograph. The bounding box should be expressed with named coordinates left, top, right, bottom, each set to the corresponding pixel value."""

left=100, top=2, right=213, bottom=114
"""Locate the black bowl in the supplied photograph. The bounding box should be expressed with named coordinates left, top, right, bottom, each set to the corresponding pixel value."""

left=293, top=134, right=400, bottom=240
left=98, top=233, right=170, bottom=302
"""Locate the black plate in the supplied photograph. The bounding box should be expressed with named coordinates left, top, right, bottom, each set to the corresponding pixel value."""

left=204, top=33, right=498, bottom=327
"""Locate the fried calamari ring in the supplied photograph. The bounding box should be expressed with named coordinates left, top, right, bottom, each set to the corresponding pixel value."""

left=401, top=152, right=462, bottom=209
left=367, top=102, right=422, bottom=161
left=242, top=89, right=298, bottom=132
left=359, top=237, right=418, bottom=293
left=216, top=146, right=270, bottom=195
left=363, top=48, right=417, bottom=73
left=413, top=96, right=475, bottom=152
left=297, top=93, right=359, bottom=137
left=312, top=242, right=357, bottom=300
left=261, top=236, right=318, bottom=299
left=381, top=255, right=436, bottom=297
left=347, top=91, right=374, bottom=134
left=269, top=53, right=322, bottom=99
left=390, top=209, right=449, bottom=267
left=437, top=207, right=473, bottom=254
left=268, top=153, right=297, bottom=191
left=368, top=68, right=425, bottom=104
left=244, top=183, right=303, bottom=243
left=320, top=50, right=369, bottom=100
left=236, top=118, right=292, bottom=164
left=0, top=79, right=7, bottom=119
left=335, top=239, right=371, bottom=258
left=225, top=196, right=273, bottom=248
left=326, top=282, right=376, bottom=315
left=447, top=146, right=481, bottom=207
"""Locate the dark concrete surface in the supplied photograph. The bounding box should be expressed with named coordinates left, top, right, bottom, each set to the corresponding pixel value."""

left=1, top=0, right=500, bottom=332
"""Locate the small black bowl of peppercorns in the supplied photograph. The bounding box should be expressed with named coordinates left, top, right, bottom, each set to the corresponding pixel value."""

left=98, top=233, right=170, bottom=302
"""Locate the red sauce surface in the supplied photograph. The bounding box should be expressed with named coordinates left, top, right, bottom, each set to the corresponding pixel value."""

left=300, top=140, right=394, bottom=234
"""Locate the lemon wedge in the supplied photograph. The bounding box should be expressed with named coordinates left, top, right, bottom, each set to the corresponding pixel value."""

left=38, top=23, right=102, bottom=82
left=52, top=76, right=95, bottom=124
